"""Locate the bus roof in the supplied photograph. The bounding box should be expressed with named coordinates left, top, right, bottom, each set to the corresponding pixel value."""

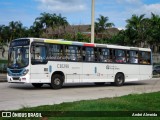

left=17, top=38, right=151, bottom=52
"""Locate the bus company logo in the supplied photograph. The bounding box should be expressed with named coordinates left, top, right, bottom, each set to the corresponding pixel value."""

left=106, top=65, right=114, bottom=69
left=57, top=64, right=69, bottom=68
left=106, top=65, right=119, bottom=70
left=2, top=112, right=11, bottom=117
left=106, top=65, right=109, bottom=69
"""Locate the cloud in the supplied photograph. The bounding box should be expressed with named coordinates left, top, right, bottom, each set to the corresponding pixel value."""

left=128, top=3, right=160, bottom=17
left=139, top=4, right=160, bottom=15
left=116, top=0, right=142, bottom=5
left=35, top=0, right=87, bottom=13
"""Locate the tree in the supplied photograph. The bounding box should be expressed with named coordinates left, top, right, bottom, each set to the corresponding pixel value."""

left=95, top=15, right=115, bottom=40
left=126, top=14, right=147, bottom=47
left=8, top=21, right=27, bottom=41
left=147, top=13, right=160, bottom=52
left=36, top=12, right=52, bottom=29
left=96, top=15, right=114, bottom=32
left=0, top=25, right=5, bottom=43
left=35, top=13, right=69, bottom=38
left=1, top=26, right=10, bottom=43
left=52, top=14, right=69, bottom=38
left=29, top=20, right=43, bottom=37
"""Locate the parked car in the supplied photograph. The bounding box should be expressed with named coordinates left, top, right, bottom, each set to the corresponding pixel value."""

left=153, top=65, right=160, bottom=75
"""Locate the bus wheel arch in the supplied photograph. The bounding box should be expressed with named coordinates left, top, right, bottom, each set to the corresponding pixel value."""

left=50, top=71, right=65, bottom=89
left=114, top=72, right=125, bottom=86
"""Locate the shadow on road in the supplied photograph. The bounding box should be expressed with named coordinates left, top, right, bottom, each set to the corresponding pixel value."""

left=6, top=81, right=149, bottom=90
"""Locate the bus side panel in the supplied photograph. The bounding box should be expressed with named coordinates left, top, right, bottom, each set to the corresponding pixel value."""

left=139, top=65, right=152, bottom=80
left=64, top=62, right=82, bottom=83
left=46, top=61, right=82, bottom=83
left=82, top=63, right=114, bottom=82
left=103, top=63, right=114, bottom=82
left=30, top=64, right=50, bottom=83
left=114, top=64, right=140, bottom=81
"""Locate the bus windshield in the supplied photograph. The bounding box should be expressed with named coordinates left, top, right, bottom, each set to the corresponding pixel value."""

left=8, top=46, right=29, bottom=68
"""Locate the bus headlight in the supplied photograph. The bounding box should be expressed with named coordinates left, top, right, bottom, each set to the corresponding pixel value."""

left=22, top=69, right=29, bottom=76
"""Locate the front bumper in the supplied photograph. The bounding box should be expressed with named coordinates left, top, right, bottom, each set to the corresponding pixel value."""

left=7, top=74, right=30, bottom=83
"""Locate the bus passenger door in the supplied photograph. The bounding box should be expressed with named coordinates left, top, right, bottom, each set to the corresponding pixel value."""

left=30, top=43, right=50, bottom=83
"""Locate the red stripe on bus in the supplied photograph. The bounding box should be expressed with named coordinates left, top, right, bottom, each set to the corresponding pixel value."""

left=84, top=43, right=95, bottom=47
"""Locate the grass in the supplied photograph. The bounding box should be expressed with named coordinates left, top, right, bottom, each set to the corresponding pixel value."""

left=0, top=59, right=8, bottom=64
left=1, top=92, right=160, bottom=120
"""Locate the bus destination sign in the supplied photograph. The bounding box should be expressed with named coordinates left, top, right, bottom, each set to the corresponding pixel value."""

left=10, top=39, right=30, bottom=47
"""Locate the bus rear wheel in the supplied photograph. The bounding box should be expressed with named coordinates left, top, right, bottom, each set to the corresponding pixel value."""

left=114, top=73, right=124, bottom=86
left=50, top=74, right=63, bottom=89
left=32, top=83, right=43, bottom=88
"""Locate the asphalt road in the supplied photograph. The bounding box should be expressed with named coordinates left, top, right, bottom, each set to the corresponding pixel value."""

left=0, top=79, right=160, bottom=110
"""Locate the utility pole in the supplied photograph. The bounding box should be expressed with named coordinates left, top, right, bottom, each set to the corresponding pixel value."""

left=91, top=0, right=95, bottom=43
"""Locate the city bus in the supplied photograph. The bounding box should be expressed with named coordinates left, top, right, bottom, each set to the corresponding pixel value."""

left=7, top=38, right=152, bottom=89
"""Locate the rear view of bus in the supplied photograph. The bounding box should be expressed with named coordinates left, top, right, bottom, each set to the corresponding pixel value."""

left=7, top=38, right=30, bottom=83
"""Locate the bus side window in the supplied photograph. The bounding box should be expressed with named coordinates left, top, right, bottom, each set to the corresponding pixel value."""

left=128, top=51, right=138, bottom=64
left=48, top=44, right=62, bottom=60
left=67, top=46, right=76, bottom=61
left=85, top=47, right=95, bottom=62
left=31, top=44, right=47, bottom=64
left=139, top=51, right=151, bottom=64
left=99, top=48, right=112, bottom=63
left=66, top=46, right=81, bottom=61
left=114, top=49, right=126, bottom=63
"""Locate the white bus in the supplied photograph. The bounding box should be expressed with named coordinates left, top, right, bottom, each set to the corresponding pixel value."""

left=7, top=38, right=152, bottom=89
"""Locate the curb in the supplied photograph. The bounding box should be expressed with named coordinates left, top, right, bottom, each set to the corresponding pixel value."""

left=0, top=74, right=7, bottom=82
left=0, top=80, right=7, bottom=82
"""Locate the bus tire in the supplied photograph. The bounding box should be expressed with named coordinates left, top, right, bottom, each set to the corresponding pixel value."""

left=50, top=74, right=63, bottom=89
left=114, top=73, right=124, bottom=86
left=94, top=82, right=105, bottom=85
left=32, top=83, right=43, bottom=88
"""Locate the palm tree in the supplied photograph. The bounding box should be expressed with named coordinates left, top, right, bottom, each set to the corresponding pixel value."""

left=9, top=21, right=18, bottom=40
left=55, top=14, right=69, bottom=38
left=96, top=15, right=114, bottom=32
left=126, top=14, right=147, bottom=47
left=148, top=13, right=160, bottom=52
left=15, top=21, right=27, bottom=38
left=95, top=15, right=114, bottom=39
left=8, top=21, right=28, bottom=40
left=35, top=13, right=69, bottom=38
left=35, top=12, right=53, bottom=36
left=29, top=20, right=43, bottom=37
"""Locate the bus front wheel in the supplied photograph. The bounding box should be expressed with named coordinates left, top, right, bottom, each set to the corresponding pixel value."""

left=114, top=73, right=124, bottom=86
left=32, top=83, right=43, bottom=88
left=50, top=74, right=63, bottom=89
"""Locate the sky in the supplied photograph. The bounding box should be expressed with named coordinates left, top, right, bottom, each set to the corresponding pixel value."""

left=0, top=0, right=160, bottom=29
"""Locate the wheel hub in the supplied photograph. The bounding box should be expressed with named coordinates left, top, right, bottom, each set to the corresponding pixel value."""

left=54, top=78, right=61, bottom=85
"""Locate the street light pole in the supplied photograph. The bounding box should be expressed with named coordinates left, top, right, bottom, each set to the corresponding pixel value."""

left=91, top=0, right=95, bottom=43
